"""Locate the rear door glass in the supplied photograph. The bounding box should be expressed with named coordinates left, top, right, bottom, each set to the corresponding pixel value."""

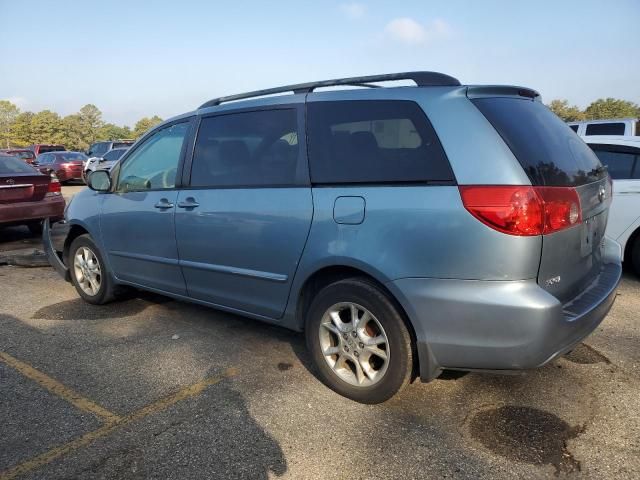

left=472, top=98, right=605, bottom=186
left=585, top=123, right=626, bottom=136
left=307, top=100, right=453, bottom=184
left=589, top=144, right=640, bottom=180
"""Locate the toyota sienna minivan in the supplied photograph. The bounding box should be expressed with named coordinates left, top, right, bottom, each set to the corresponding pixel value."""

left=44, top=72, right=622, bottom=403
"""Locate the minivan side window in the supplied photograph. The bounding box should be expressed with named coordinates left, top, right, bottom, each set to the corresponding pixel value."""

left=117, top=122, right=189, bottom=191
left=190, top=109, right=301, bottom=187
left=307, top=100, right=453, bottom=184
left=585, top=123, right=626, bottom=136
left=590, top=144, right=640, bottom=180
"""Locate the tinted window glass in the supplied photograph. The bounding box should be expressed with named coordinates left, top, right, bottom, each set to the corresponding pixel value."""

left=589, top=144, right=640, bottom=180
left=307, top=100, right=452, bottom=184
left=569, top=125, right=579, bottom=132
left=191, top=109, right=300, bottom=187
left=36, top=154, right=50, bottom=164
left=585, top=123, right=626, bottom=136
left=103, top=149, right=127, bottom=161
left=118, top=122, right=188, bottom=191
left=57, top=152, right=87, bottom=161
left=0, top=155, right=38, bottom=174
left=473, top=98, right=605, bottom=186
left=112, top=142, right=133, bottom=149
left=39, top=145, right=66, bottom=154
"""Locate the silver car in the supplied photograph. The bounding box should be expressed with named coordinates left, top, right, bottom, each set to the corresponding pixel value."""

left=45, top=72, right=622, bottom=403
left=83, top=147, right=129, bottom=180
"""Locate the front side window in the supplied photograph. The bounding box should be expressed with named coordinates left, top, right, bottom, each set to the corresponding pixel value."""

left=117, top=122, right=189, bottom=191
left=307, top=100, right=453, bottom=184
left=191, top=109, right=300, bottom=187
left=590, top=144, right=639, bottom=180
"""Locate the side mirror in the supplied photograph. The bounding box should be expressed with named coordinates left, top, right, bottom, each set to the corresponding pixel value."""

left=88, top=170, right=112, bottom=192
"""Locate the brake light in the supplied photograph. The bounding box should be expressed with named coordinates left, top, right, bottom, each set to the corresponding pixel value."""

left=459, top=186, right=581, bottom=236
left=46, top=177, right=61, bottom=196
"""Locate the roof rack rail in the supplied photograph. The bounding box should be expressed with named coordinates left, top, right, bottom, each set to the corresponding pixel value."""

left=198, top=71, right=460, bottom=109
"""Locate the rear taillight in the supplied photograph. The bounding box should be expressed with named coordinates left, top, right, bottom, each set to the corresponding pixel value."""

left=459, top=186, right=581, bottom=236
left=46, top=177, right=61, bottom=196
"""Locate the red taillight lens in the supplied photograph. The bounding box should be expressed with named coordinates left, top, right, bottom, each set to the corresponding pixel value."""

left=47, top=178, right=61, bottom=195
left=459, top=186, right=581, bottom=236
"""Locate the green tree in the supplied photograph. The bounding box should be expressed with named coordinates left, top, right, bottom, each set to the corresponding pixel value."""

left=60, top=114, right=87, bottom=151
left=0, top=100, right=20, bottom=148
left=584, top=98, right=640, bottom=120
left=547, top=99, right=585, bottom=122
left=98, top=123, right=133, bottom=141
left=133, top=115, right=163, bottom=138
left=77, top=104, right=104, bottom=145
left=8, top=112, right=35, bottom=147
left=30, top=110, right=64, bottom=145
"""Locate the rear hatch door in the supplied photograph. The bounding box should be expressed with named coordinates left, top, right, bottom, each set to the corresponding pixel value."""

left=471, top=95, right=611, bottom=304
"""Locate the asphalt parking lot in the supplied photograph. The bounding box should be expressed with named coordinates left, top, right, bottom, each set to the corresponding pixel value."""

left=1, top=185, right=639, bottom=479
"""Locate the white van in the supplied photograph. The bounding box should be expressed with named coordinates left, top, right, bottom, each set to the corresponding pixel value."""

left=568, top=118, right=639, bottom=136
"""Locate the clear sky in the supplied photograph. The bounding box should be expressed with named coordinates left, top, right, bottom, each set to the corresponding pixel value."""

left=1, top=0, right=638, bottom=126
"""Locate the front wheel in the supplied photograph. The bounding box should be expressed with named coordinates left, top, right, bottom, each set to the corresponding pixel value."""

left=69, top=234, right=118, bottom=304
left=305, top=278, right=413, bottom=404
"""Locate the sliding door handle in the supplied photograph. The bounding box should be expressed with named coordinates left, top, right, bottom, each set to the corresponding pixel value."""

left=177, top=197, right=200, bottom=209
left=154, top=199, right=174, bottom=209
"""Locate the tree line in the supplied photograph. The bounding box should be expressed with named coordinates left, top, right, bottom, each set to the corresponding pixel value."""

left=0, top=100, right=163, bottom=151
left=1, top=96, right=639, bottom=152
left=547, top=97, right=639, bottom=122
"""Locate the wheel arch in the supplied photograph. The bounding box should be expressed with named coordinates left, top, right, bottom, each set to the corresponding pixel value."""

left=295, top=264, right=420, bottom=381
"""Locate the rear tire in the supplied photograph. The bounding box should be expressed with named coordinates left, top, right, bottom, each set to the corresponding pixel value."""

left=631, top=236, right=640, bottom=277
left=69, top=234, right=118, bottom=305
left=305, top=278, right=413, bottom=404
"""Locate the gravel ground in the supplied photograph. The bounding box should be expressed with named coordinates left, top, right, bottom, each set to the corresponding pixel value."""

left=0, top=185, right=638, bottom=479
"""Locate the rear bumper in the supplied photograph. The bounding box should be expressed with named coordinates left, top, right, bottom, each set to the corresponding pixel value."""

left=0, top=196, right=65, bottom=226
left=388, top=253, right=622, bottom=381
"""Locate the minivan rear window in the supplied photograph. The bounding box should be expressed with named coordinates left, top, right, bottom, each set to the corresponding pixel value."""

left=472, top=98, right=606, bottom=186
left=585, top=123, right=625, bottom=136
left=307, top=100, right=454, bottom=184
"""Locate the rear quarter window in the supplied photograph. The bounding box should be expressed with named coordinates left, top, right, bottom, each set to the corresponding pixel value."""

left=585, top=123, right=626, bottom=136
left=307, top=100, right=454, bottom=184
left=472, top=98, right=606, bottom=186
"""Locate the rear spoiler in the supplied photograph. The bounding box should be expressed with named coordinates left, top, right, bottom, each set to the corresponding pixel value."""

left=466, top=85, right=541, bottom=101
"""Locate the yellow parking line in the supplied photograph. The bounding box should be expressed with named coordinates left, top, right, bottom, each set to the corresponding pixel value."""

left=0, top=367, right=237, bottom=480
left=0, top=351, right=121, bottom=423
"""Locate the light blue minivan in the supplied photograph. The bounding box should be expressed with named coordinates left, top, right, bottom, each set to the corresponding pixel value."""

left=45, top=72, right=621, bottom=403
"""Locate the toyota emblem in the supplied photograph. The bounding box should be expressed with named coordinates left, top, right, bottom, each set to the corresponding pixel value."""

left=6, top=178, right=15, bottom=185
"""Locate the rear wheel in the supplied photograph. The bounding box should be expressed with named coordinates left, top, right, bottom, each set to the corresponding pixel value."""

left=69, top=234, right=118, bottom=304
left=305, top=278, right=413, bottom=404
left=631, top=235, right=640, bottom=277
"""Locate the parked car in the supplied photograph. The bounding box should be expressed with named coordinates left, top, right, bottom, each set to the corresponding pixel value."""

left=83, top=147, right=129, bottom=181
left=583, top=135, right=640, bottom=275
left=44, top=72, right=621, bottom=403
left=36, top=151, right=88, bottom=184
left=0, top=154, right=64, bottom=235
left=568, top=118, right=639, bottom=136
left=28, top=144, right=67, bottom=156
left=86, top=140, right=134, bottom=159
left=0, top=149, right=37, bottom=164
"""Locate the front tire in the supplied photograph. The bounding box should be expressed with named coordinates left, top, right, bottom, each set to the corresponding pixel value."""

left=305, top=278, right=413, bottom=404
left=69, top=234, right=117, bottom=304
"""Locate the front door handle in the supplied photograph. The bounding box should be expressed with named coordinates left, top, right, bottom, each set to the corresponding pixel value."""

left=154, top=199, right=175, bottom=209
left=177, top=197, right=200, bottom=209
